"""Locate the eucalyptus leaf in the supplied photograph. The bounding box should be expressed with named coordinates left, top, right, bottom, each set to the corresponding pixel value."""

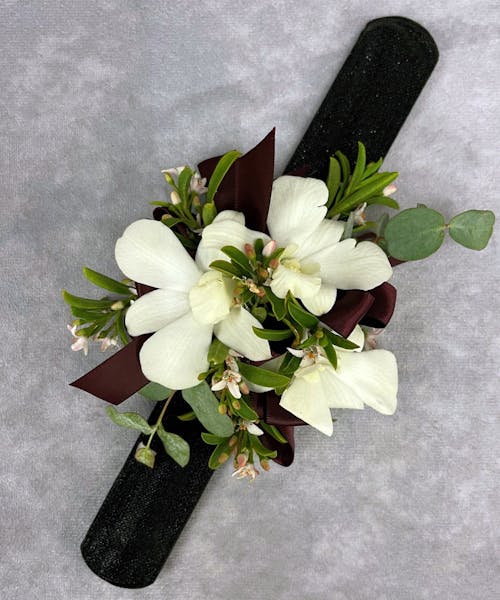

left=182, top=382, right=234, bottom=437
left=384, top=207, right=446, bottom=260
left=206, top=150, right=241, bottom=203
left=157, top=425, right=190, bottom=467
left=448, top=210, right=495, bottom=250
left=82, top=268, right=132, bottom=296
left=106, top=406, right=153, bottom=435
left=237, top=361, right=290, bottom=389
left=139, top=382, right=172, bottom=401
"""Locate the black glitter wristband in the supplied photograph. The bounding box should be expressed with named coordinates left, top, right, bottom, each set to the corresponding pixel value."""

left=80, top=16, right=438, bottom=588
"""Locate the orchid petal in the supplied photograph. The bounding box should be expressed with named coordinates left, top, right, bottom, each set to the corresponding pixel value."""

left=301, top=283, right=337, bottom=316
left=267, top=176, right=328, bottom=247
left=270, top=264, right=321, bottom=299
left=115, top=219, right=201, bottom=291
left=125, top=289, right=190, bottom=336
left=295, top=219, right=345, bottom=260
left=280, top=365, right=334, bottom=436
left=189, top=271, right=233, bottom=325
left=318, top=239, right=393, bottom=290
left=214, top=307, right=271, bottom=361
left=195, top=213, right=269, bottom=271
left=138, top=311, right=212, bottom=390
left=335, top=349, right=398, bottom=415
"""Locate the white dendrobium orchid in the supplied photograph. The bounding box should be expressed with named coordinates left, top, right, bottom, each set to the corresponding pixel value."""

left=279, top=326, right=398, bottom=436
left=266, top=176, right=393, bottom=315
left=114, top=219, right=271, bottom=390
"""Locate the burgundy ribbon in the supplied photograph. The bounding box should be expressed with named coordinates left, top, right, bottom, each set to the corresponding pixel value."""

left=71, top=131, right=398, bottom=464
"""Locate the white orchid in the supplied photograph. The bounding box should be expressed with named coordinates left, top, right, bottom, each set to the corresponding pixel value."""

left=114, top=219, right=272, bottom=390
left=279, top=326, right=398, bottom=436
left=197, top=176, right=393, bottom=317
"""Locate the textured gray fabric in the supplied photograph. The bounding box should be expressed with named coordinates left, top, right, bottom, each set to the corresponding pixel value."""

left=1, top=1, right=498, bottom=599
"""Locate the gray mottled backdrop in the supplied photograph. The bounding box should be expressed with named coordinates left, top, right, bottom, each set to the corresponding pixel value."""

left=1, top=1, right=498, bottom=599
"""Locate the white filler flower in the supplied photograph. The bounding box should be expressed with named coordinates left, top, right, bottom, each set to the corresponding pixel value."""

left=279, top=326, right=398, bottom=436
left=115, top=219, right=271, bottom=390
left=266, top=176, right=393, bottom=315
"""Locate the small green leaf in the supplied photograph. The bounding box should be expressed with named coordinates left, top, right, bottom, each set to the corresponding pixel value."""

left=323, top=329, right=359, bottom=350
left=361, top=157, right=383, bottom=180
left=139, top=382, right=172, bottom=401
left=264, top=287, right=287, bottom=321
left=347, top=141, right=366, bottom=192
left=206, top=150, right=241, bottom=203
left=221, top=245, right=253, bottom=276
left=202, top=202, right=217, bottom=226
left=259, top=422, right=287, bottom=443
left=208, top=439, right=232, bottom=469
left=201, top=432, right=228, bottom=445
left=182, top=382, right=234, bottom=437
left=116, top=309, right=129, bottom=345
left=62, top=290, right=113, bottom=310
left=177, top=167, right=193, bottom=202
left=326, top=156, right=341, bottom=205
left=252, top=327, right=293, bottom=341
left=365, top=195, right=399, bottom=210
left=448, top=210, right=495, bottom=250
left=207, top=338, right=229, bottom=365
left=230, top=396, right=259, bottom=421
left=287, top=300, right=319, bottom=329
left=251, top=306, right=267, bottom=323
left=106, top=406, right=153, bottom=435
left=385, top=207, right=446, bottom=260
left=237, top=361, right=290, bottom=390
left=82, top=268, right=132, bottom=296
left=278, top=352, right=301, bottom=377
left=330, top=171, right=398, bottom=216
left=157, top=425, right=190, bottom=467
left=177, top=411, right=196, bottom=421
left=209, top=260, right=242, bottom=278
left=323, top=342, right=338, bottom=369
left=249, top=434, right=278, bottom=459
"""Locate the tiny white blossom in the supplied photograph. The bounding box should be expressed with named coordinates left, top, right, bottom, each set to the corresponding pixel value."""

left=232, top=463, right=259, bottom=481
left=353, top=202, right=367, bottom=226
left=211, top=368, right=242, bottom=398
left=67, top=324, right=89, bottom=356
left=363, top=327, right=384, bottom=350
left=162, top=166, right=186, bottom=178
left=244, top=420, right=264, bottom=436
left=190, top=172, right=207, bottom=195
left=98, top=336, right=119, bottom=352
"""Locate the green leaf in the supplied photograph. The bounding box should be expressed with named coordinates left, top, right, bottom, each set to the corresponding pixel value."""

left=62, top=290, right=113, bottom=310
left=237, top=361, right=290, bottom=390
left=82, top=268, right=132, bottom=296
left=251, top=306, right=267, bottom=323
left=139, top=382, right=172, bottom=401
left=177, top=167, right=193, bottom=202
left=207, top=338, right=229, bottom=365
left=264, top=287, right=287, bottom=321
left=106, top=406, right=153, bottom=435
left=361, top=157, right=383, bottom=180
left=347, top=141, right=366, bottom=192
left=201, top=432, right=228, bottom=445
left=249, top=434, right=278, bottom=459
left=69, top=306, right=109, bottom=320
left=287, top=300, right=319, bottom=329
left=323, top=329, right=359, bottom=350
left=156, top=425, right=190, bottom=467
left=384, top=207, right=446, bottom=260
left=134, top=443, right=156, bottom=468
left=335, top=150, right=351, bottom=182
left=365, top=195, right=400, bottom=210
left=230, top=396, right=259, bottom=421
left=116, top=309, right=129, bottom=345
left=330, top=171, right=398, bottom=216
left=259, top=421, right=287, bottom=443
left=252, top=327, right=293, bottom=341
left=209, top=260, right=242, bottom=278
left=221, top=245, right=253, bottom=276
left=323, top=342, right=338, bottom=369
left=278, top=352, right=301, bottom=376
left=177, top=411, right=196, bottom=421
left=448, top=210, right=495, bottom=250
left=206, top=150, right=241, bottom=203
left=202, top=202, right=217, bottom=226
left=208, top=439, right=232, bottom=469
left=326, top=156, right=341, bottom=205
left=182, top=382, right=234, bottom=437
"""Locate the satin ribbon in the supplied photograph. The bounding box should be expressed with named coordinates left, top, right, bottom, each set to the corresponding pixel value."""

left=71, top=131, right=397, bottom=464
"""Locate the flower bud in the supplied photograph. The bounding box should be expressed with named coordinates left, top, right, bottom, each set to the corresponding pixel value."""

left=262, top=240, right=277, bottom=257
left=383, top=183, right=397, bottom=196
left=229, top=435, right=238, bottom=447
left=134, top=442, right=156, bottom=469
left=237, top=453, right=248, bottom=468
left=260, top=459, right=271, bottom=471
left=170, top=190, right=181, bottom=205
left=232, top=400, right=241, bottom=410
left=202, top=202, right=217, bottom=225
left=111, top=300, right=125, bottom=310
left=258, top=267, right=268, bottom=280
left=218, top=403, right=227, bottom=414
left=244, top=243, right=256, bottom=259
left=269, top=258, right=280, bottom=269
left=239, top=381, right=250, bottom=395
left=218, top=452, right=230, bottom=465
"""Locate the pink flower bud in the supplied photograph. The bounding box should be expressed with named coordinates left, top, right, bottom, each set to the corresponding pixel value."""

left=262, top=240, right=277, bottom=257
left=383, top=183, right=397, bottom=196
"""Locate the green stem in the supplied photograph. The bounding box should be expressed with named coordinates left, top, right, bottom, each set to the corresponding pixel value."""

left=145, top=391, right=176, bottom=449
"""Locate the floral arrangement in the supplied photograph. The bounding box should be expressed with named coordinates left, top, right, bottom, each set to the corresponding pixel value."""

left=64, top=132, right=494, bottom=480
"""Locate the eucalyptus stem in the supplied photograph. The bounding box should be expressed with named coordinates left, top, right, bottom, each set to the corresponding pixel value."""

left=145, top=391, right=176, bottom=449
